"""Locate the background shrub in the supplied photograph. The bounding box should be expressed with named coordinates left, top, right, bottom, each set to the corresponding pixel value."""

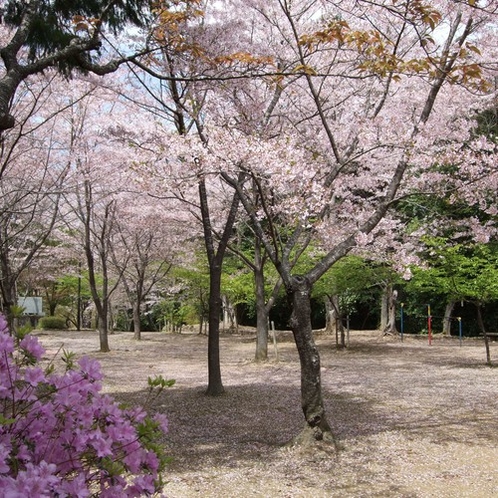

left=38, top=316, right=66, bottom=330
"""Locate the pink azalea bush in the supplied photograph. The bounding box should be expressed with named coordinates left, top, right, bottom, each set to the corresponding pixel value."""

left=0, top=315, right=168, bottom=496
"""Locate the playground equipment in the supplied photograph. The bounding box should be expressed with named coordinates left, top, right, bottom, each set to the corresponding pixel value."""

left=399, top=303, right=463, bottom=346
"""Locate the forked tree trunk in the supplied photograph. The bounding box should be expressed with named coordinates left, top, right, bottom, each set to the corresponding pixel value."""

left=324, top=295, right=345, bottom=347
left=288, top=276, right=333, bottom=442
left=382, top=285, right=398, bottom=336
left=442, top=300, right=456, bottom=336
left=198, top=173, right=242, bottom=395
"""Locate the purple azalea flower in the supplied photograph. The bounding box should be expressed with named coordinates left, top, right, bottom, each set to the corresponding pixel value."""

left=153, top=413, right=169, bottom=434
left=24, top=367, right=45, bottom=387
left=78, top=357, right=103, bottom=382
left=19, top=335, right=45, bottom=361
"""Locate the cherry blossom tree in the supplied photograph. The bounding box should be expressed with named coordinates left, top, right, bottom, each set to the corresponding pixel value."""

left=0, top=74, right=74, bottom=329
left=141, top=2, right=292, bottom=366
left=116, top=9, right=251, bottom=393
left=109, top=197, right=190, bottom=340
left=208, top=0, right=498, bottom=443
left=52, top=78, right=145, bottom=352
left=4, top=0, right=491, bottom=446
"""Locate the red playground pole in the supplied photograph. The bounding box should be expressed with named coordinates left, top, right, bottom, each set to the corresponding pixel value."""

left=427, top=304, right=432, bottom=346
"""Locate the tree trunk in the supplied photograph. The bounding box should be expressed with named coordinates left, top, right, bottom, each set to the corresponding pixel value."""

left=324, top=297, right=334, bottom=334
left=94, top=294, right=111, bottom=352
left=380, top=288, right=388, bottom=331
left=442, top=300, right=455, bottom=336
left=382, top=285, right=398, bottom=336
left=288, top=276, right=333, bottom=442
left=91, top=288, right=110, bottom=352
left=98, top=322, right=110, bottom=352
left=222, top=294, right=237, bottom=333
left=133, top=301, right=141, bottom=340
left=325, top=295, right=345, bottom=347
left=253, top=236, right=283, bottom=361
left=255, top=296, right=269, bottom=361
left=0, top=255, right=16, bottom=333
left=476, top=303, right=491, bottom=366
left=206, top=263, right=224, bottom=396
left=83, top=182, right=113, bottom=353
left=254, top=259, right=269, bottom=361
left=198, top=174, right=242, bottom=396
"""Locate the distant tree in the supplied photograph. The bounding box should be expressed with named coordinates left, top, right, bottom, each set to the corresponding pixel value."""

left=313, top=256, right=382, bottom=344
left=110, top=198, right=187, bottom=340
left=55, top=82, right=141, bottom=352
left=410, top=238, right=498, bottom=364
left=0, top=77, right=69, bottom=328
left=172, top=256, right=211, bottom=335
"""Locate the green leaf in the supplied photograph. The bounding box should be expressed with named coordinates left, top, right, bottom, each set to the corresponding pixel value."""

left=147, top=375, right=176, bottom=389
left=0, top=414, right=16, bottom=426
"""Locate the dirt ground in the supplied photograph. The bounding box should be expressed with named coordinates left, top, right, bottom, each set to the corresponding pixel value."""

left=34, top=328, right=498, bottom=498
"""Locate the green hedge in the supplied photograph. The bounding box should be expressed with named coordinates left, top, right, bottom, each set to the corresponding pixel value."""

left=39, top=316, right=66, bottom=330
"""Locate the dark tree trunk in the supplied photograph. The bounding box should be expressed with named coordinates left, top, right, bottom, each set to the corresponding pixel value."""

left=206, top=262, right=224, bottom=396
left=98, top=322, right=110, bottom=352
left=97, top=289, right=111, bottom=352
left=86, top=256, right=111, bottom=352
left=83, top=182, right=113, bottom=353
left=476, top=303, right=491, bottom=366
left=254, top=242, right=269, bottom=361
left=0, top=250, right=16, bottom=332
left=287, top=276, right=333, bottom=442
left=255, top=312, right=269, bottom=361
left=255, top=281, right=269, bottom=361
left=198, top=173, right=242, bottom=396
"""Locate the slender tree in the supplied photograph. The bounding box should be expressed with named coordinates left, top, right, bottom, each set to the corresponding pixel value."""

left=110, top=199, right=186, bottom=340
left=0, top=75, right=70, bottom=328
